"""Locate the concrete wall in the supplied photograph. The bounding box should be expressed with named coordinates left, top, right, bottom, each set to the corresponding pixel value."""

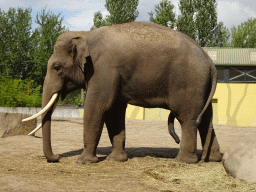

left=0, top=107, right=84, bottom=118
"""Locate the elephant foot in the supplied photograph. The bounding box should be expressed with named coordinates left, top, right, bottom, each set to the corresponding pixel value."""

left=175, top=152, right=198, bottom=164
left=76, top=153, right=98, bottom=164
left=106, top=150, right=128, bottom=162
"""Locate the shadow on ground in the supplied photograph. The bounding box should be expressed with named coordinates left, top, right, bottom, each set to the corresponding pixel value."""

left=58, top=147, right=217, bottom=162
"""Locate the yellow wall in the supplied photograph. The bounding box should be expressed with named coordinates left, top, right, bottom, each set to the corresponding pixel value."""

left=80, top=83, right=256, bottom=127
left=213, top=83, right=256, bottom=127
left=125, top=83, right=256, bottom=127
left=125, top=104, right=144, bottom=120
left=126, top=102, right=218, bottom=123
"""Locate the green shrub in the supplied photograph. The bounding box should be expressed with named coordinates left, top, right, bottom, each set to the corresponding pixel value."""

left=0, top=76, right=85, bottom=107
left=0, top=76, right=42, bottom=107
left=58, top=89, right=85, bottom=107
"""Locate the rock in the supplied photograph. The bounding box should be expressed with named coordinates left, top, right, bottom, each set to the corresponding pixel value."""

left=0, top=113, right=37, bottom=138
left=222, top=137, right=256, bottom=183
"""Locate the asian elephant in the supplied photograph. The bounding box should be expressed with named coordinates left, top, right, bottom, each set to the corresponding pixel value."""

left=24, top=22, right=222, bottom=164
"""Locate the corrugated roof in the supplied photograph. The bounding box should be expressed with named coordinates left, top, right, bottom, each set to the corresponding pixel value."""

left=203, top=48, right=256, bottom=66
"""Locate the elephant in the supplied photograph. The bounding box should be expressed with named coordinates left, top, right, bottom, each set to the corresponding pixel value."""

left=222, top=137, right=256, bottom=183
left=23, top=22, right=222, bottom=164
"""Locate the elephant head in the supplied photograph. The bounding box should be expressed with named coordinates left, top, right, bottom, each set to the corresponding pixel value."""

left=23, top=31, right=93, bottom=162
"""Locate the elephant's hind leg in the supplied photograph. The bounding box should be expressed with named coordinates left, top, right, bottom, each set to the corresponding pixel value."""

left=105, top=101, right=128, bottom=162
left=198, top=103, right=222, bottom=162
left=175, top=119, right=198, bottom=163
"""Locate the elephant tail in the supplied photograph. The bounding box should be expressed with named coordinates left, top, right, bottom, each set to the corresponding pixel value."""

left=195, top=59, right=217, bottom=127
left=168, top=112, right=180, bottom=144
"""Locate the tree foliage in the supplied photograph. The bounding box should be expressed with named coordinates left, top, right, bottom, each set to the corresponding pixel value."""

left=176, top=0, right=196, bottom=39
left=91, top=0, right=139, bottom=29
left=231, top=17, right=256, bottom=48
left=148, top=0, right=176, bottom=28
left=0, top=6, right=67, bottom=88
left=177, top=0, right=229, bottom=47
left=91, top=11, right=109, bottom=30
left=105, top=0, right=139, bottom=24
left=0, top=7, right=33, bottom=79
left=58, top=90, right=84, bottom=106
left=0, top=76, right=42, bottom=107
left=194, top=0, right=218, bottom=47
left=31, top=6, right=68, bottom=86
left=210, top=21, right=230, bottom=47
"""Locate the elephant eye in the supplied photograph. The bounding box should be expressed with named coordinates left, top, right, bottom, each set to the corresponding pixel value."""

left=54, top=66, right=61, bottom=72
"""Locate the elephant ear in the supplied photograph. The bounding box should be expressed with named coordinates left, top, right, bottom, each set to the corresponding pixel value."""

left=70, top=36, right=90, bottom=67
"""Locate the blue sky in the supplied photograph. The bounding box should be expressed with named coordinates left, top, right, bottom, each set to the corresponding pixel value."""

left=1, top=0, right=255, bottom=31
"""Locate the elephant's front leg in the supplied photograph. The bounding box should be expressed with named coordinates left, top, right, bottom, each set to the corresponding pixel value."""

left=76, top=98, right=105, bottom=164
left=105, top=101, right=128, bottom=162
left=76, top=69, right=121, bottom=164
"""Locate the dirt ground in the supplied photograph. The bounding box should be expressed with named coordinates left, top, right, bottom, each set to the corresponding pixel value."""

left=1, top=117, right=256, bottom=192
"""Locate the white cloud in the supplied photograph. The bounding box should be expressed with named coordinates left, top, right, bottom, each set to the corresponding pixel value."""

left=66, top=14, right=93, bottom=31
left=0, top=0, right=44, bottom=11
left=0, top=0, right=106, bottom=12
left=45, top=0, right=105, bottom=12
left=64, top=1, right=107, bottom=31
left=101, top=10, right=109, bottom=18
left=218, top=1, right=256, bottom=28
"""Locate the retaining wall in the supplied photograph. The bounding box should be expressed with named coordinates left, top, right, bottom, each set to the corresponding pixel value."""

left=0, top=106, right=84, bottom=118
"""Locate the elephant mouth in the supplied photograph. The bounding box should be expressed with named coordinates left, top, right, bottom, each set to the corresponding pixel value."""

left=60, top=89, right=67, bottom=101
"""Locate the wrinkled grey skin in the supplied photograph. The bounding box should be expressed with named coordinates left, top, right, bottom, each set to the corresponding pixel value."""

left=41, top=22, right=222, bottom=164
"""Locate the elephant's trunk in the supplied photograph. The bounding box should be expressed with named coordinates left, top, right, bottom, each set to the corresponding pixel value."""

left=41, top=91, right=60, bottom=162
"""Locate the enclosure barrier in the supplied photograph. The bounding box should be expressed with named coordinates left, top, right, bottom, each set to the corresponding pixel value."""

left=0, top=106, right=169, bottom=120
left=0, top=106, right=83, bottom=118
left=0, top=103, right=216, bottom=122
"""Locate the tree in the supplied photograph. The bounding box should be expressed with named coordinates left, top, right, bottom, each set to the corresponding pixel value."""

left=209, top=21, right=230, bottom=47
left=0, top=6, right=67, bottom=88
left=31, top=6, right=68, bottom=86
left=176, top=0, right=196, bottom=39
left=105, top=0, right=139, bottom=24
left=0, top=7, right=33, bottom=79
left=177, top=0, right=224, bottom=47
left=91, top=0, right=139, bottom=29
left=148, top=0, right=176, bottom=28
left=231, top=17, right=256, bottom=48
left=194, top=0, right=218, bottom=47
left=90, top=11, right=109, bottom=30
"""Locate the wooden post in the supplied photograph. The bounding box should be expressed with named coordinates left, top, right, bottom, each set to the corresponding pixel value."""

left=81, top=89, right=84, bottom=101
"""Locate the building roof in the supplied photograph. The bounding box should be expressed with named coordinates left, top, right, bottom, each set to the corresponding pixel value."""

left=203, top=48, right=256, bottom=66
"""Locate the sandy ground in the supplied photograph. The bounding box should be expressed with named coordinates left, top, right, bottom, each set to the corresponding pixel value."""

left=1, top=117, right=256, bottom=192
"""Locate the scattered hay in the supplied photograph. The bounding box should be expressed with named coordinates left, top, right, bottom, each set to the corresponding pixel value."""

left=139, top=157, right=256, bottom=191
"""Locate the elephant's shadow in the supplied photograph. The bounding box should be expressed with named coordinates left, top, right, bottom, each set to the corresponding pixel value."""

left=59, top=147, right=211, bottom=162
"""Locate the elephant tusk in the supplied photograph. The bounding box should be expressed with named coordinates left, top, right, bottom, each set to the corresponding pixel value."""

left=22, top=93, right=59, bottom=122
left=27, top=100, right=58, bottom=135
left=28, top=123, right=42, bottom=136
